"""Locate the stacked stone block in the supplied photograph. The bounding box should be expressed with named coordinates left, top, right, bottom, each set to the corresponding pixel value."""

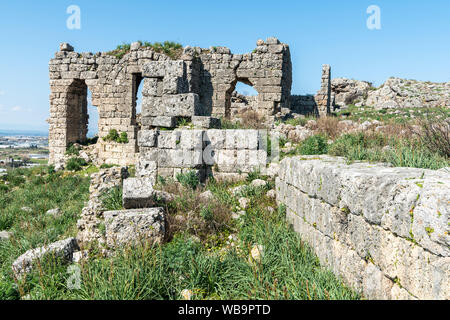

left=48, top=42, right=172, bottom=166
left=182, top=37, right=292, bottom=120
left=49, top=38, right=293, bottom=167
left=276, top=155, right=450, bottom=300
left=314, top=64, right=332, bottom=116
left=136, top=129, right=268, bottom=181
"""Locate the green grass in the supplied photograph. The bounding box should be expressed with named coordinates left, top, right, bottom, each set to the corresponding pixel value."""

left=0, top=166, right=90, bottom=299
left=328, top=132, right=449, bottom=169
left=280, top=131, right=449, bottom=170
left=1, top=168, right=359, bottom=300
left=333, top=105, right=450, bottom=124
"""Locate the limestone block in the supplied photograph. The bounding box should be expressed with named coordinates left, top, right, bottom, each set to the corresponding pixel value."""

left=60, top=43, right=74, bottom=52
left=177, top=129, right=204, bottom=150
left=161, top=93, right=203, bottom=116
left=103, top=208, right=166, bottom=248
left=138, top=130, right=158, bottom=147
left=158, top=131, right=179, bottom=149
left=151, top=116, right=177, bottom=128
left=12, top=238, right=79, bottom=277
left=192, top=116, right=221, bottom=129
left=204, top=129, right=225, bottom=149
left=136, top=158, right=157, bottom=179
left=122, top=177, right=156, bottom=209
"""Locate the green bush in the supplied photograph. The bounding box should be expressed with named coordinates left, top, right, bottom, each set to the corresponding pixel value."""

left=176, top=170, right=200, bottom=190
left=103, top=129, right=129, bottom=144
left=299, top=134, right=329, bottom=155
left=65, top=144, right=80, bottom=156
left=66, top=157, right=88, bottom=171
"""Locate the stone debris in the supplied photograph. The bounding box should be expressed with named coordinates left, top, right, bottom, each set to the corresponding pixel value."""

left=181, top=289, right=193, bottom=300
left=103, top=208, right=166, bottom=249
left=238, top=197, right=250, bottom=210
left=0, top=231, right=12, bottom=241
left=266, top=189, right=276, bottom=199
left=249, top=245, right=264, bottom=264
left=232, top=211, right=246, bottom=220
left=199, top=190, right=214, bottom=202
left=251, top=179, right=267, bottom=188
left=77, top=167, right=129, bottom=245
left=72, top=250, right=89, bottom=263
left=12, top=238, right=79, bottom=277
left=331, top=77, right=450, bottom=110
left=46, top=208, right=62, bottom=217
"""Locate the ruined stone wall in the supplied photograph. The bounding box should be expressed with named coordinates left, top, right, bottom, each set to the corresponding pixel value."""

left=49, top=38, right=292, bottom=167
left=289, top=95, right=317, bottom=116
left=48, top=43, right=172, bottom=166
left=276, top=155, right=449, bottom=300
left=314, top=64, right=332, bottom=116
left=137, top=129, right=268, bottom=182
left=182, top=37, right=292, bottom=120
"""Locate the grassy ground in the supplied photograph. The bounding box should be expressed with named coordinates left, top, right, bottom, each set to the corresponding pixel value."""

left=280, top=107, right=449, bottom=170
left=332, top=105, right=450, bottom=124
left=0, top=166, right=90, bottom=299
left=0, top=167, right=359, bottom=300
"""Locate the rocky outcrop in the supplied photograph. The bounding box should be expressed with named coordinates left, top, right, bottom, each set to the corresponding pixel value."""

left=331, top=77, right=450, bottom=110
left=331, top=78, right=373, bottom=108
left=365, top=78, right=450, bottom=110
left=276, top=155, right=449, bottom=300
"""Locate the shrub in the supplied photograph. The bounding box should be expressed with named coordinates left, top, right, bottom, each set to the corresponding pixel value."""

left=299, top=134, right=329, bottom=155
left=176, top=171, right=200, bottom=190
left=66, top=157, right=88, bottom=171
left=65, top=144, right=80, bottom=156
left=246, top=169, right=264, bottom=183
left=103, top=129, right=129, bottom=144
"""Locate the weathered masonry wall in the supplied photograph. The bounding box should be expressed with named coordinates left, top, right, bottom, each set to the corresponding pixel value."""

left=276, top=156, right=449, bottom=300
left=289, top=64, right=333, bottom=116
left=137, top=129, right=268, bottom=181
left=48, top=38, right=292, bottom=167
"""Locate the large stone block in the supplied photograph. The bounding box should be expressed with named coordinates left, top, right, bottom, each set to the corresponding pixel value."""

left=277, top=156, right=450, bottom=300
left=12, top=238, right=79, bottom=277
left=103, top=208, right=166, bottom=248
left=138, top=130, right=158, bottom=147
left=122, top=177, right=156, bottom=209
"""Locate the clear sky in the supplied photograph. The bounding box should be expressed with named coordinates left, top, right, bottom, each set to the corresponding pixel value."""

left=0, top=0, right=449, bottom=132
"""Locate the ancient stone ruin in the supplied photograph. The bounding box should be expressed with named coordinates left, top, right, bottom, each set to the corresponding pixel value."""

left=48, top=38, right=293, bottom=167
left=44, top=38, right=449, bottom=300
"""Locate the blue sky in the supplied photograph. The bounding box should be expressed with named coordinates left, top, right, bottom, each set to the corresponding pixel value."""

left=0, top=0, right=449, bottom=132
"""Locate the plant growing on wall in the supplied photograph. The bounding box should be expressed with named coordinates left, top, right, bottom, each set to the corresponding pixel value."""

left=103, top=129, right=129, bottom=144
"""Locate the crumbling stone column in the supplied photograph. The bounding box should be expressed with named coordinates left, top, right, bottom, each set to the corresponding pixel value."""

left=315, top=64, right=332, bottom=117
